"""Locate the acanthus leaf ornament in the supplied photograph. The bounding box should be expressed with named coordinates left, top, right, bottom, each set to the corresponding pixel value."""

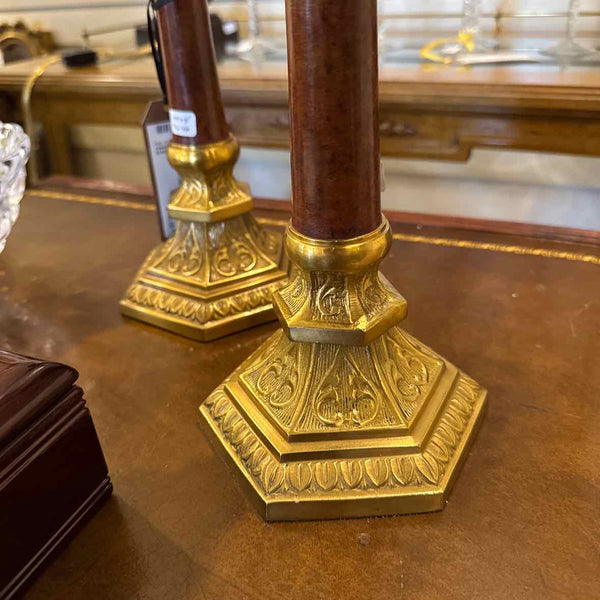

left=365, top=458, right=389, bottom=488
left=315, top=462, right=338, bottom=492
left=340, top=460, right=362, bottom=489
left=260, top=462, right=285, bottom=495
left=390, top=457, right=415, bottom=486
left=415, top=454, right=441, bottom=485
left=287, top=463, right=312, bottom=492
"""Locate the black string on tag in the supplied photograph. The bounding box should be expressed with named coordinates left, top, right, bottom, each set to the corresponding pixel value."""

left=147, top=0, right=169, bottom=106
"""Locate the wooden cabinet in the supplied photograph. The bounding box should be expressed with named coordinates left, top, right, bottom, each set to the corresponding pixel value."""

left=2, top=56, right=600, bottom=174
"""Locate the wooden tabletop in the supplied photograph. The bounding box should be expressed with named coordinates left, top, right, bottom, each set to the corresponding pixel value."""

left=4, top=54, right=600, bottom=170
left=3, top=53, right=600, bottom=110
left=2, top=185, right=599, bottom=599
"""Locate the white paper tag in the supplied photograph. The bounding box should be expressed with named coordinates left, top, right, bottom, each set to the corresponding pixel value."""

left=169, top=108, right=197, bottom=138
left=146, top=119, right=178, bottom=238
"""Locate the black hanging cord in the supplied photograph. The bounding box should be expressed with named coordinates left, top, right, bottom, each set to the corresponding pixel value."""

left=147, top=0, right=168, bottom=106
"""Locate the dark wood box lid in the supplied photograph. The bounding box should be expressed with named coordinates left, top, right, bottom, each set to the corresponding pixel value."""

left=0, top=350, right=78, bottom=448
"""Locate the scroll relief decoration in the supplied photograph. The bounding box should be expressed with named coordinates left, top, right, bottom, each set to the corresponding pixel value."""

left=212, top=237, right=258, bottom=278
left=154, top=223, right=205, bottom=277
left=124, top=212, right=286, bottom=327
left=277, top=266, right=402, bottom=327
left=313, top=351, right=381, bottom=428
left=380, top=328, right=444, bottom=421
left=246, top=216, right=282, bottom=259
left=149, top=216, right=283, bottom=284
left=239, top=328, right=444, bottom=434
left=360, top=270, right=401, bottom=319
left=312, top=272, right=350, bottom=323
left=170, top=163, right=250, bottom=211
left=203, top=371, right=483, bottom=497
left=241, top=331, right=305, bottom=428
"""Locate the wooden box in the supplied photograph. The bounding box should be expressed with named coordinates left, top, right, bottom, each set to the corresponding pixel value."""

left=0, top=351, right=112, bottom=599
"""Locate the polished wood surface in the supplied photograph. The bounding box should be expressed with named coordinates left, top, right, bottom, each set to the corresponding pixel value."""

left=286, top=0, right=380, bottom=239
left=0, top=351, right=112, bottom=599
left=156, top=0, right=229, bottom=145
left=1, top=183, right=599, bottom=598
left=0, top=351, right=77, bottom=445
left=42, top=173, right=600, bottom=246
left=3, top=56, right=600, bottom=176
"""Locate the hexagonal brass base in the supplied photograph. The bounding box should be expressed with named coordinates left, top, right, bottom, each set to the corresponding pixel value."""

left=121, top=135, right=290, bottom=340
left=120, top=213, right=289, bottom=341
left=274, top=221, right=408, bottom=345
left=120, top=289, right=279, bottom=342
left=200, top=327, right=487, bottom=520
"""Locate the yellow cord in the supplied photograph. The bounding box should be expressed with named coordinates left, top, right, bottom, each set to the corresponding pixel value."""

left=420, top=30, right=475, bottom=64
left=20, top=46, right=151, bottom=186
left=21, top=54, right=62, bottom=186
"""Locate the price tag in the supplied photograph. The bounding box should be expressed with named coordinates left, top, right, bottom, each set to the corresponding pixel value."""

left=169, top=108, right=198, bottom=138
left=142, top=100, right=179, bottom=239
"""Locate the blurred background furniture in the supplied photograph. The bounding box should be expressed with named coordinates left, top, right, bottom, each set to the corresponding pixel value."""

left=0, top=22, right=54, bottom=65
left=2, top=0, right=600, bottom=231
left=5, top=56, right=600, bottom=169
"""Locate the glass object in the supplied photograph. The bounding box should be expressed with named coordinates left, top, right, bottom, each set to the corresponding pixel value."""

left=462, top=0, right=482, bottom=39
left=377, top=0, right=412, bottom=62
left=378, top=0, right=391, bottom=59
left=544, top=0, right=593, bottom=59
left=234, top=0, right=281, bottom=60
left=0, top=122, right=30, bottom=254
left=423, top=0, right=497, bottom=64
left=460, top=0, right=497, bottom=52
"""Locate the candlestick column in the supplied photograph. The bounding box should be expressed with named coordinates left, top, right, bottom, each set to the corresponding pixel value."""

left=287, top=0, right=381, bottom=239
left=120, top=0, right=288, bottom=341
left=156, top=0, right=229, bottom=146
left=201, top=0, right=487, bottom=520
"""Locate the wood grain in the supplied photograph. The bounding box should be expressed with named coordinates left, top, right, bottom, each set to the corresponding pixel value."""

left=0, top=352, right=112, bottom=599
left=37, top=175, right=600, bottom=246
left=156, top=0, right=229, bottom=145
left=5, top=55, right=600, bottom=175
left=4, top=185, right=600, bottom=599
left=286, top=0, right=381, bottom=239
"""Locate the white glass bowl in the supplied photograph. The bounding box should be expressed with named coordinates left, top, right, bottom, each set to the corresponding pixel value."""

left=0, top=122, right=30, bottom=254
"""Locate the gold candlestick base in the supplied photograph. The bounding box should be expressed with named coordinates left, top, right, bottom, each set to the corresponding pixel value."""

left=120, top=136, right=289, bottom=341
left=200, top=219, right=486, bottom=520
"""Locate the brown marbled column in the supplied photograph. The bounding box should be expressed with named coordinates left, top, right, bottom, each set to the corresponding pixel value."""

left=286, top=0, right=381, bottom=240
left=156, top=0, right=229, bottom=145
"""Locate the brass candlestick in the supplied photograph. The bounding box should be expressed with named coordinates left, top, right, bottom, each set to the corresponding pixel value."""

left=121, top=136, right=288, bottom=340
left=121, top=0, right=288, bottom=340
left=200, top=220, right=486, bottom=520
left=200, top=0, right=485, bottom=520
